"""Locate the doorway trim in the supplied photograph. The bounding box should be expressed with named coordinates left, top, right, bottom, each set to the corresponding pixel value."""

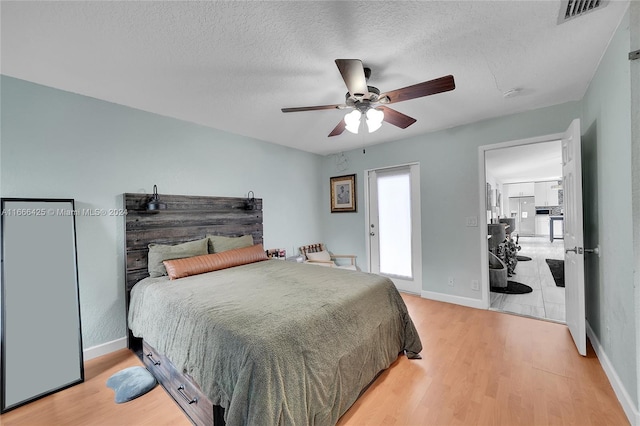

left=478, top=132, right=565, bottom=308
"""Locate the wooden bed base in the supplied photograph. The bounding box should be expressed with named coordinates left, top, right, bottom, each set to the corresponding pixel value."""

left=124, top=193, right=263, bottom=426
left=140, top=340, right=224, bottom=425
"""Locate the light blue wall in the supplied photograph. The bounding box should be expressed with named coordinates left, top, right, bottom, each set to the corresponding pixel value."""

left=581, top=9, right=637, bottom=406
left=320, top=101, right=580, bottom=301
left=631, top=0, right=640, bottom=416
left=318, top=8, right=638, bottom=416
left=1, top=8, right=637, bottom=412
left=0, top=76, right=325, bottom=348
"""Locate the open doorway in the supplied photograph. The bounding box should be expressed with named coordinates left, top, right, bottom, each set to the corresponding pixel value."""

left=483, top=140, right=566, bottom=323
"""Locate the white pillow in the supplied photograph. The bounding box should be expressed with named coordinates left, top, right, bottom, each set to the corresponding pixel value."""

left=306, top=250, right=332, bottom=262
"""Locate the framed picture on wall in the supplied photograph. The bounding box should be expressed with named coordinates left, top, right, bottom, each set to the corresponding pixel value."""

left=330, top=174, right=356, bottom=213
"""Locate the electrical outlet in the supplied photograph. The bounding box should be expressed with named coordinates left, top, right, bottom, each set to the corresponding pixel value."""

left=447, top=277, right=454, bottom=287
left=466, top=216, right=478, bottom=227
left=471, top=279, right=480, bottom=291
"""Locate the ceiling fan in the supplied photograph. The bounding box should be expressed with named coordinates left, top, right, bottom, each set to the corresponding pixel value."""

left=281, top=59, right=455, bottom=137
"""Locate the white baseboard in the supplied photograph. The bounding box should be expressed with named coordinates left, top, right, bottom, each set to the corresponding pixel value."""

left=421, top=290, right=487, bottom=310
left=586, top=321, right=639, bottom=426
left=83, top=337, right=128, bottom=361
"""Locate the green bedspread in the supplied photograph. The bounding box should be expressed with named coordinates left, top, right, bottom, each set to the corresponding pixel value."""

left=128, top=259, right=422, bottom=426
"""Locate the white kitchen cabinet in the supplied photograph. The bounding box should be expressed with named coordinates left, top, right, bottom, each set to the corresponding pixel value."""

left=503, top=184, right=513, bottom=199
left=548, top=184, right=560, bottom=206
left=534, top=181, right=560, bottom=206
left=506, top=182, right=535, bottom=198
left=534, top=182, right=547, bottom=206
left=535, top=214, right=550, bottom=237
left=553, top=218, right=564, bottom=238
left=521, top=182, right=535, bottom=196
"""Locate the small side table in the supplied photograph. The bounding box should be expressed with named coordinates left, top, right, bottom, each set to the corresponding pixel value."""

left=549, top=216, right=564, bottom=242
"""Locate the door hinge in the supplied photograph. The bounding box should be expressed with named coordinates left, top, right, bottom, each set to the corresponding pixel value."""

left=630, top=50, right=640, bottom=61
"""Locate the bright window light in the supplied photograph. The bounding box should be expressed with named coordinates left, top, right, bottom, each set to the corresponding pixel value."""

left=377, top=171, right=412, bottom=278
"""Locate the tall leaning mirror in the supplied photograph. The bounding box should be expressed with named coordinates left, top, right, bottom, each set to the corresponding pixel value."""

left=1, top=198, right=84, bottom=412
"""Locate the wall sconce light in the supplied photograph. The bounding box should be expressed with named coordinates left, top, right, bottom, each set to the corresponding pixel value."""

left=244, top=190, right=256, bottom=210
left=146, top=185, right=167, bottom=211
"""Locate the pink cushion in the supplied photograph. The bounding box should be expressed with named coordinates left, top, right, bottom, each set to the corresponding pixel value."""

left=163, top=244, right=268, bottom=280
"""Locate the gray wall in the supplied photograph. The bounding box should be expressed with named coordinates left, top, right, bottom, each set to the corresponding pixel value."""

left=581, top=9, right=637, bottom=406
left=0, top=76, right=325, bottom=348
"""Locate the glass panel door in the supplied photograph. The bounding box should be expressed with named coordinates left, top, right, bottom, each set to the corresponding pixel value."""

left=377, top=169, right=413, bottom=278
left=368, top=164, right=421, bottom=294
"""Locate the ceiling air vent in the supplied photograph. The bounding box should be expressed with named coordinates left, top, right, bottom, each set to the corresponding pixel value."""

left=558, top=0, right=609, bottom=24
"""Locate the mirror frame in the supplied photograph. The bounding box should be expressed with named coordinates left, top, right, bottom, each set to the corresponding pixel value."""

left=1, top=198, right=84, bottom=412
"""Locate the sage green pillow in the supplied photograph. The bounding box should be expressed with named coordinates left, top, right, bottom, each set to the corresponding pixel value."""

left=207, top=234, right=254, bottom=253
left=147, top=238, right=208, bottom=277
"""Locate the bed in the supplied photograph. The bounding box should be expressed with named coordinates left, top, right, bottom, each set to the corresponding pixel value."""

left=124, top=193, right=422, bottom=426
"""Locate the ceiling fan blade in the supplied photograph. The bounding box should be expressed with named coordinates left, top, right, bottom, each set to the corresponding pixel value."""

left=380, top=75, right=455, bottom=104
left=281, top=104, right=343, bottom=113
left=378, top=106, right=417, bottom=129
left=335, top=59, right=368, bottom=97
left=328, top=119, right=346, bottom=137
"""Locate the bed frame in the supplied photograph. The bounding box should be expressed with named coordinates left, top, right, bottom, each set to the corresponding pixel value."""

left=123, top=192, right=263, bottom=425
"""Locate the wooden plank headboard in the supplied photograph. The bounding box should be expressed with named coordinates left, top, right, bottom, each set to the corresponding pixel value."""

left=123, top=193, right=263, bottom=349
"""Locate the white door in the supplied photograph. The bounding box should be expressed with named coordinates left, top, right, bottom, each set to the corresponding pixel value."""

left=367, top=164, right=422, bottom=294
left=562, top=118, right=587, bottom=356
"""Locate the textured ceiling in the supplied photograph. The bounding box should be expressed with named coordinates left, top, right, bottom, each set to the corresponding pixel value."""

left=0, top=1, right=630, bottom=155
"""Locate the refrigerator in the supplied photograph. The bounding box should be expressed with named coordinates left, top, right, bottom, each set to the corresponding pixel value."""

left=509, top=196, right=535, bottom=236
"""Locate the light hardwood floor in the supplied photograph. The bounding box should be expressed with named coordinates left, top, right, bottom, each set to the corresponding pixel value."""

left=1, top=295, right=629, bottom=426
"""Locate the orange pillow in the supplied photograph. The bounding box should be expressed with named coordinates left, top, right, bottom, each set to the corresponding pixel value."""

left=163, top=244, right=268, bottom=280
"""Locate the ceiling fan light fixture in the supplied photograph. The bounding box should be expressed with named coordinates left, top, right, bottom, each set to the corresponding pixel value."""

left=366, top=108, right=384, bottom=133
left=344, top=110, right=362, bottom=134
left=283, top=59, right=455, bottom=137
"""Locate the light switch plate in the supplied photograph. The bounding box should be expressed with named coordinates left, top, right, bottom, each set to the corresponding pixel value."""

left=466, top=216, right=478, bottom=227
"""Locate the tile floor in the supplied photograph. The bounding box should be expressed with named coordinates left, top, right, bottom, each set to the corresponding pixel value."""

left=490, top=236, right=566, bottom=323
